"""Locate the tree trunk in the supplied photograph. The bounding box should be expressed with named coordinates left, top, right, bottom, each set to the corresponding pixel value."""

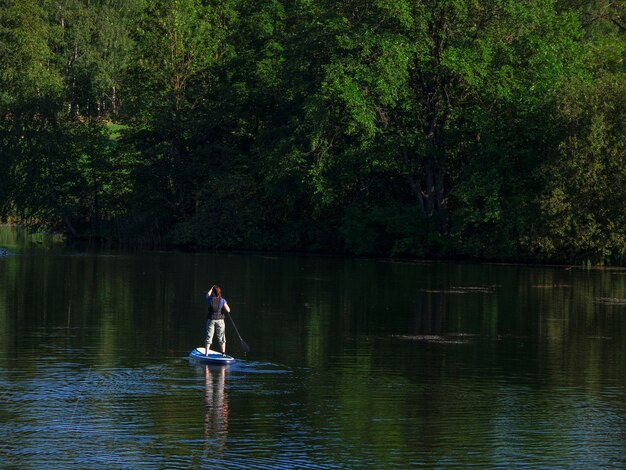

left=403, top=147, right=425, bottom=214
left=92, top=167, right=100, bottom=236
left=111, top=86, right=117, bottom=114
left=413, top=1, right=450, bottom=231
left=62, top=214, right=78, bottom=238
left=424, top=154, right=435, bottom=213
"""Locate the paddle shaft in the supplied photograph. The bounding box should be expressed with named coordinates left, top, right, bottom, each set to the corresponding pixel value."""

left=227, top=311, right=250, bottom=353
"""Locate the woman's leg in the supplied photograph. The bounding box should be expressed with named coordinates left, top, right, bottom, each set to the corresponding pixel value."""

left=205, top=320, right=216, bottom=356
left=215, top=320, right=226, bottom=355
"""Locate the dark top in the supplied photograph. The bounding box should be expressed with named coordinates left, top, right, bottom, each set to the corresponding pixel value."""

left=207, top=296, right=227, bottom=320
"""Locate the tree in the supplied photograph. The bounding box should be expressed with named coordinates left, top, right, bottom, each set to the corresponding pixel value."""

left=285, top=0, right=585, bottom=255
left=1, top=0, right=624, bottom=262
left=45, top=0, right=137, bottom=118
left=1, top=0, right=133, bottom=237
left=0, top=0, right=63, bottom=218
left=533, top=73, right=626, bottom=263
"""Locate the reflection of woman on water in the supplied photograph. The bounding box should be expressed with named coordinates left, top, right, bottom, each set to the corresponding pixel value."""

left=206, top=285, right=231, bottom=356
left=204, top=365, right=229, bottom=453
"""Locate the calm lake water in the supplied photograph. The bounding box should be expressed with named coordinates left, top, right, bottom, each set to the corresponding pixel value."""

left=1, top=228, right=625, bottom=468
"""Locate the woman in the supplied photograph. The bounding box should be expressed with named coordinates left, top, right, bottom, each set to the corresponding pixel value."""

left=205, top=285, right=231, bottom=356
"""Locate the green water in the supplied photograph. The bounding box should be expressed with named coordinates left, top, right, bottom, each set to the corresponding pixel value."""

left=0, top=227, right=624, bottom=467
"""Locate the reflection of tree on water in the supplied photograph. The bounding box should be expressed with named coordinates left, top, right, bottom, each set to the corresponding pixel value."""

left=411, top=293, right=446, bottom=336
left=203, top=365, right=229, bottom=455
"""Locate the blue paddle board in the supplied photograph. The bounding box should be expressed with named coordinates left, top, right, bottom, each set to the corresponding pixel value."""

left=189, top=347, right=235, bottom=364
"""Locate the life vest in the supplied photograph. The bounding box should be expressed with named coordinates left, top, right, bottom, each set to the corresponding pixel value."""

left=207, top=297, right=226, bottom=320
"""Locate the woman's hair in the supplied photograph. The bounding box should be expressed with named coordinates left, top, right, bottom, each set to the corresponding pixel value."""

left=212, top=285, right=222, bottom=299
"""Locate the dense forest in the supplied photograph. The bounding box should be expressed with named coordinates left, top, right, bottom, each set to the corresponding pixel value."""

left=0, top=0, right=624, bottom=263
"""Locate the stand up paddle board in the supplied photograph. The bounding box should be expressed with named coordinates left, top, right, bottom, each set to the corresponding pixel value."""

left=189, top=347, right=235, bottom=364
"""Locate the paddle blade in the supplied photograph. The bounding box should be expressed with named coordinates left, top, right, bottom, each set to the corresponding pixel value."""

left=239, top=338, right=251, bottom=353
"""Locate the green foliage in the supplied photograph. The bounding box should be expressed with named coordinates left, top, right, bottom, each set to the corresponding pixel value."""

left=340, top=203, right=445, bottom=257
left=0, top=0, right=624, bottom=262
left=0, top=0, right=62, bottom=107
left=44, top=0, right=137, bottom=117
left=0, top=0, right=62, bottom=216
left=533, top=72, right=626, bottom=263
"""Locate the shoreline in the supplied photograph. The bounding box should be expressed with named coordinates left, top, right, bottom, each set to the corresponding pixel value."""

left=1, top=224, right=624, bottom=269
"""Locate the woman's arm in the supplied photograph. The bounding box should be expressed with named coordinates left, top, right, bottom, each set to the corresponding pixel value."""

left=207, top=285, right=214, bottom=298
left=224, top=302, right=231, bottom=313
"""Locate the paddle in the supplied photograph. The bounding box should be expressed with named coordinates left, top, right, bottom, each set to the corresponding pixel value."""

left=227, top=311, right=250, bottom=354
